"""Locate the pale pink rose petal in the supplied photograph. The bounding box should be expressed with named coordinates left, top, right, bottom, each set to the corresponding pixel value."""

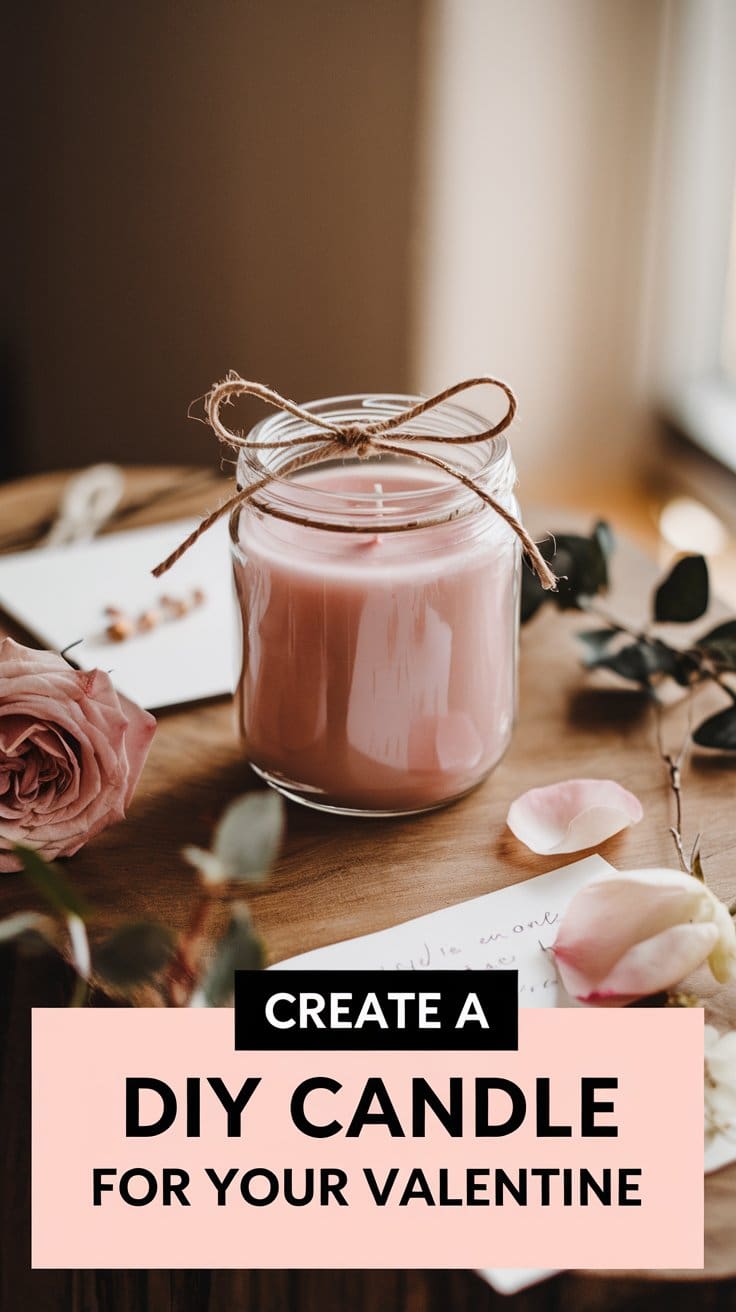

left=557, top=921, right=720, bottom=1005
left=552, top=866, right=736, bottom=1005
left=552, top=868, right=706, bottom=981
left=506, top=778, right=643, bottom=855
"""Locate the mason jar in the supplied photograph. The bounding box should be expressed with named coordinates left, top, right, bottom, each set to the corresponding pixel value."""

left=229, top=393, right=521, bottom=816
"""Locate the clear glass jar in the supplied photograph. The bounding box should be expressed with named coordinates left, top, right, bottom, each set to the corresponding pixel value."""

left=229, top=394, right=521, bottom=816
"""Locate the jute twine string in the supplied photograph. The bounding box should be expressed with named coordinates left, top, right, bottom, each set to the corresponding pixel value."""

left=152, top=372, right=557, bottom=589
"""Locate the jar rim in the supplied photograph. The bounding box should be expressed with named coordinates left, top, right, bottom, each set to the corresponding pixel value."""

left=234, top=392, right=516, bottom=533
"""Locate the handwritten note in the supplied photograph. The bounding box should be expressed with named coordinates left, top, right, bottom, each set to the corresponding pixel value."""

left=274, top=853, right=734, bottom=1290
left=274, top=856, right=612, bottom=1295
left=274, top=855, right=613, bottom=1006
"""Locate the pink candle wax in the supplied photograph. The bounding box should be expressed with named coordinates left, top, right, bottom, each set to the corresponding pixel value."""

left=231, top=461, right=520, bottom=816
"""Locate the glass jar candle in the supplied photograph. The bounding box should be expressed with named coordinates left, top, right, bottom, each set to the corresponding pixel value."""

left=229, top=394, right=521, bottom=816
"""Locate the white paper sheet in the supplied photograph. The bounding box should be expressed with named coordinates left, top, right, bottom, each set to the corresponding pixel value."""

left=273, top=855, right=614, bottom=1004
left=0, top=518, right=237, bottom=710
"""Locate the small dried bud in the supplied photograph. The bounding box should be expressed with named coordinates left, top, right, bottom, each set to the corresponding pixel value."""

left=106, top=618, right=133, bottom=642
left=160, top=594, right=190, bottom=619
left=138, top=609, right=160, bottom=632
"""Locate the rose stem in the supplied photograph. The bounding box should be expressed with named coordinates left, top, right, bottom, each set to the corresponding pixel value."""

left=164, top=892, right=215, bottom=1006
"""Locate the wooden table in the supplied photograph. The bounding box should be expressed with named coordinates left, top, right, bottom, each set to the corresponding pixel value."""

left=1, top=469, right=735, bottom=1312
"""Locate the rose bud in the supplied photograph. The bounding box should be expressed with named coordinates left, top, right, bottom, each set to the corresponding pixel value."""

left=553, top=867, right=736, bottom=1005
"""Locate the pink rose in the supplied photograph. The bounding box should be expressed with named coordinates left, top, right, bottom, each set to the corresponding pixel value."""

left=0, top=638, right=156, bottom=873
left=553, top=867, right=736, bottom=1005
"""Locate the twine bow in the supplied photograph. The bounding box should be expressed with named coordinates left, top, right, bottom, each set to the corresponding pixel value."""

left=153, top=372, right=556, bottom=589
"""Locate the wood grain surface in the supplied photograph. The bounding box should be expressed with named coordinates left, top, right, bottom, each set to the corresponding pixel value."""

left=1, top=468, right=734, bottom=1312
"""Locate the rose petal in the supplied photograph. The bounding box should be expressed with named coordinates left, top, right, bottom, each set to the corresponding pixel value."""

left=558, top=922, right=720, bottom=1005
left=115, top=690, right=157, bottom=807
left=552, top=866, right=736, bottom=1004
left=552, top=868, right=707, bottom=981
left=0, top=640, right=156, bottom=870
left=506, top=779, right=643, bottom=855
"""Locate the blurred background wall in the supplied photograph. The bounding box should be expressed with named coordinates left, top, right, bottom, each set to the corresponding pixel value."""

left=3, top=0, right=422, bottom=477
left=413, top=0, right=666, bottom=500
left=3, top=0, right=736, bottom=541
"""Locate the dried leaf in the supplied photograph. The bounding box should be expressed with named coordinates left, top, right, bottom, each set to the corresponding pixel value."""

left=691, top=840, right=706, bottom=883
left=191, top=904, right=264, bottom=1007
left=653, top=555, right=709, bottom=624
left=93, top=921, right=175, bottom=989
left=13, top=845, right=90, bottom=919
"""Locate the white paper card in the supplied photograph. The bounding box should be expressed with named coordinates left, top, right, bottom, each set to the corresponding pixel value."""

left=0, top=518, right=237, bottom=710
left=273, top=855, right=614, bottom=1005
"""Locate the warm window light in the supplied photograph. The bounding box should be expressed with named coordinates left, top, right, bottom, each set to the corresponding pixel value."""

left=658, top=497, right=729, bottom=556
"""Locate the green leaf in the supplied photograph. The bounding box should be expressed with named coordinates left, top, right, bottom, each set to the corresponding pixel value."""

left=551, top=522, right=613, bottom=611
left=193, top=904, right=264, bottom=1007
left=0, top=911, right=57, bottom=946
left=520, top=521, right=613, bottom=624
left=576, top=627, right=621, bottom=666
left=593, top=642, right=656, bottom=685
left=182, top=845, right=227, bottom=883
left=211, top=792, right=285, bottom=884
left=13, top=845, right=90, bottom=920
left=93, top=922, right=175, bottom=989
left=588, top=638, right=681, bottom=687
left=670, top=650, right=702, bottom=687
left=696, top=619, right=736, bottom=671
left=692, top=704, right=736, bottom=751
left=593, top=520, right=615, bottom=561
left=520, top=566, right=548, bottom=623
left=653, top=555, right=709, bottom=623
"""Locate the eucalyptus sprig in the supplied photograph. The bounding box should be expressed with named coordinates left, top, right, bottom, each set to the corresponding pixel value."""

left=0, top=790, right=284, bottom=1006
left=522, top=523, right=736, bottom=882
